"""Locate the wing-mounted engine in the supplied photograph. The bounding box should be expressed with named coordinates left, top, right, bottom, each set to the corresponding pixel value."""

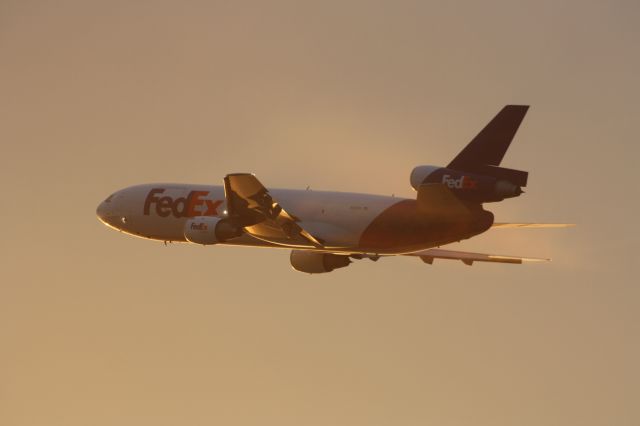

left=184, top=216, right=242, bottom=245
left=410, top=165, right=525, bottom=203
left=290, top=250, right=351, bottom=273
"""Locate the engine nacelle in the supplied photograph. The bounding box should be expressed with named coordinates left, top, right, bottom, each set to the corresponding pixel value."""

left=290, top=250, right=352, bottom=274
left=410, top=165, right=442, bottom=190
left=184, top=216, right=241, bottom=245
left=410, top=165, right=524, bottom=203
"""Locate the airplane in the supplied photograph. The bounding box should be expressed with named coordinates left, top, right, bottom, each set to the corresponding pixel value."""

left=96, top=105, right=571, bottom=273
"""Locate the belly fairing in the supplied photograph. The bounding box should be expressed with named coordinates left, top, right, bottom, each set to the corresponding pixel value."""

left=358, top=200, right=494, bottom=253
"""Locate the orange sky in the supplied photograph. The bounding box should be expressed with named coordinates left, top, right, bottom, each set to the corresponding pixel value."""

left=1, top=1, right=638, bottom=425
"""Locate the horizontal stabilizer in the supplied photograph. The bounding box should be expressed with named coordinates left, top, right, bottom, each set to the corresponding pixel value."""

left=468, top=165, right=529, bottom=187
left=405, top=248, right=549, bottom=265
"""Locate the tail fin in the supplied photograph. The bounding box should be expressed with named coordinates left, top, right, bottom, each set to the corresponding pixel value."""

left=448, top=105, right=529, bottom=170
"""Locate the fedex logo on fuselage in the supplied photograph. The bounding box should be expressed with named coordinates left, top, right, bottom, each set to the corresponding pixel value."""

left=144, top=188, right=223, bottom=218
left=442, top=174, right=478, bottom=190
left=190, top=222, right=208, bottom=231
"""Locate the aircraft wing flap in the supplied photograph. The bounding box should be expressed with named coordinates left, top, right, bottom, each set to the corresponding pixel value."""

left=405, top=248, right=549, bottom=265
left=224, top=173, right=324, bottom=248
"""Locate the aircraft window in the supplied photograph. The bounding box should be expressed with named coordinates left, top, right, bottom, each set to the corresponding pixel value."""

left=121, top=216, right=128, bottom=224
left=104, top=194, right=116, bottom=203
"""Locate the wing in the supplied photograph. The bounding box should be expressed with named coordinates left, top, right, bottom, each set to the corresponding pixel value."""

left=492, top=223, right=575, bottom=229
left=224, top=173, right=324, bottom=248
left=405, top=248, right=549, bottom=265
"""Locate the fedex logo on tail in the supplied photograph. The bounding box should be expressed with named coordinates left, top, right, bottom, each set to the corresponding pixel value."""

left=144, top=188, right=223, bottom=218
left=442, top=174, right=478, bottom=190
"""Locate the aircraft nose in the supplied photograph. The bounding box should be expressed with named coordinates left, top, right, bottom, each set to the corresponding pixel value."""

left=96, top=196, right=123, bottom=229
left=96, top=201, right=115, bottom=226
left=96, top=201, right=108, bottom=219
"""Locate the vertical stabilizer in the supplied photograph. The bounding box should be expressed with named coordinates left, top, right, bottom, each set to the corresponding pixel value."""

left=447, top=105, right=529, bottom=171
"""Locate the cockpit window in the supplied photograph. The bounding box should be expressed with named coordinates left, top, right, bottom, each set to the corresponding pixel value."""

left=104, top=193, right=116, bottom=203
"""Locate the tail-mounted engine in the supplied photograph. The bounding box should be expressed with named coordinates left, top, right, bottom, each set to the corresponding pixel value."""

left=410, top=165, right=527, bottom=203
left=410, top=105, right=531, bottom=203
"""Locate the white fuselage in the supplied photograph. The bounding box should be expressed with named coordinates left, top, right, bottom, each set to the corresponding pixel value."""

left=97, top=183, right=489, bottom=255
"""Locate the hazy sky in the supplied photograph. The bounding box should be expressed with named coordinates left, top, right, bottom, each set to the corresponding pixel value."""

left=1, top=1, right=639, bottom=425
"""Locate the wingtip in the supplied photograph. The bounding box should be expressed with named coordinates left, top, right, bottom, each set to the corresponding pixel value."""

left=226, top=172, right=255, bottom=177
left=523, top=257, right=552, bottom=263
left=492, top=223, right=576, bottom=229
